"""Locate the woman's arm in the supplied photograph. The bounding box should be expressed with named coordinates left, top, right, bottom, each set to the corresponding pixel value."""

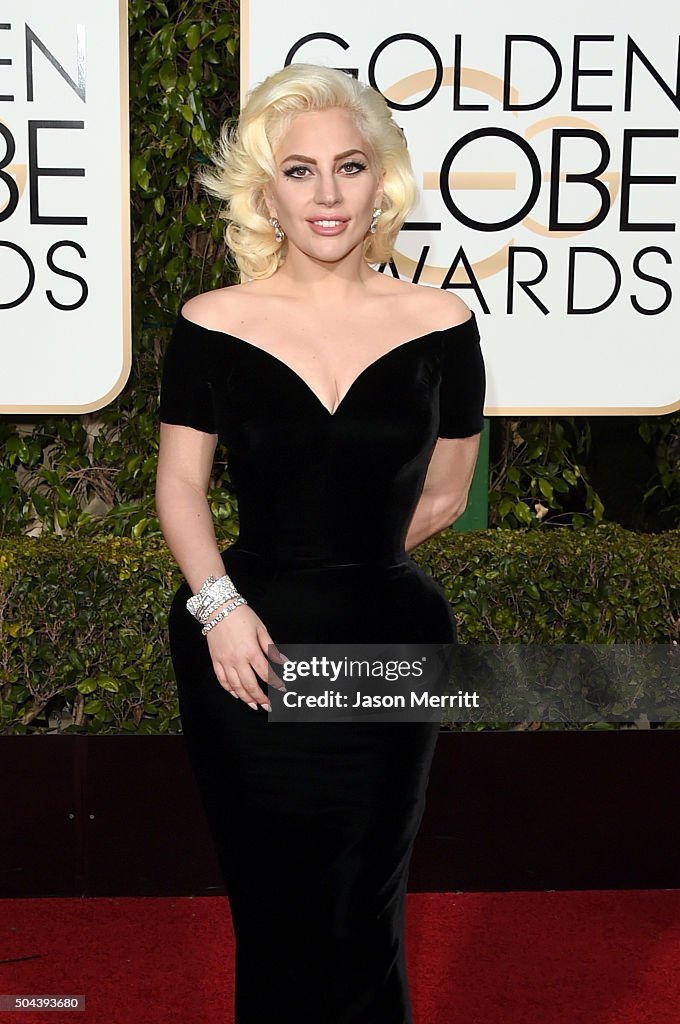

left=155, top=422, right=226, bottom=590
left=404, top=433, right=481, bottom=552
left=156, top=420, right=286, bottom=710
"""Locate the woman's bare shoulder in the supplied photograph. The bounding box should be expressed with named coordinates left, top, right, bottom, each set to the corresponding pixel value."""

left=180, top=282, right=261, bottom=330
left=373, top=274, right=472, bottom=331
left=405, top=281, right=471, bottom=327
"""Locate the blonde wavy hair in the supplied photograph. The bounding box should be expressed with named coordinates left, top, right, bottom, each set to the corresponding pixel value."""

left=195, top=63, right=418, bottom=279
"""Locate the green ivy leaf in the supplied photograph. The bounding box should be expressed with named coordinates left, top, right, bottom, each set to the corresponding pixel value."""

left=514, top=501, right=532, bottom=525
left=163, top=255, right=184, bottom=281
left=130, top=155, right=146, bottom=188
left=158, top=60, right=177, bottom=90
left=185, top=24, right=202, bottom=50
left=213, top=24, right=234, bottom=44
left=538, top=478, right=554, bottom=501
left=77, top=678, right=99, bottom=695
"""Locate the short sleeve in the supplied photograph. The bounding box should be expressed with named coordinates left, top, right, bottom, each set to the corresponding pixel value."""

left=159, top=313, right=217, bottom=434
left=437, top=313, right=486, bottom=438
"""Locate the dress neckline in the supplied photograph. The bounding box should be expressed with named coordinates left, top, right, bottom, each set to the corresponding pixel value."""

left=178, top=308, right=477, bottom=419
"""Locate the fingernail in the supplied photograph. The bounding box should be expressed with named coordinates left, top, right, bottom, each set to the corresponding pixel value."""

left=230, top=692, right=239, bottom=699
left=262, top=702, right=272, bottom=712
left=247, top=701, right=257, bottom=710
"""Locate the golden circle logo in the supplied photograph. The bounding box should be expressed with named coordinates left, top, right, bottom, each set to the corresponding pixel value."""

left=383, top=67, right=621, bottom=284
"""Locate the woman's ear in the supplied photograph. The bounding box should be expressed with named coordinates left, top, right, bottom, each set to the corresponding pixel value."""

left=262, top=187, right=277, bottom=221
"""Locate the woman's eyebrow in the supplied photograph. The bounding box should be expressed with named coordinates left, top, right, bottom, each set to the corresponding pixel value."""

left=280, top=149, right=369, bottom=163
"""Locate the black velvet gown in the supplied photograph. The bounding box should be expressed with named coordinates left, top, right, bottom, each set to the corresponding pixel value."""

left=159, top=303, right=486, bottom=1024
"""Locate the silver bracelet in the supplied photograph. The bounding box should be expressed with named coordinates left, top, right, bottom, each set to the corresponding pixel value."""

left=194, top=579, right=240, bottom=624
left=186, top=575, right=219, bottom=617
left=201, top=596, right=248, bottom=635
left=187, top=574, right=239, bottom=622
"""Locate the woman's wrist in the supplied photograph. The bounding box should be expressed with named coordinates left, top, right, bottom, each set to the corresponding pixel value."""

left=186, top=573, right=248, bottom=629
left=201, top=596, right=249, bottom=635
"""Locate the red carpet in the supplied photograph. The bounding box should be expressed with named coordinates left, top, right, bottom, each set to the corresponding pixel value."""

left=1, top=891, right=679, bottom=1023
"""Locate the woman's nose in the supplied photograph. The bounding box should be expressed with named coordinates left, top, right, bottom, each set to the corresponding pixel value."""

left=314, top=171, right=342, bottom=205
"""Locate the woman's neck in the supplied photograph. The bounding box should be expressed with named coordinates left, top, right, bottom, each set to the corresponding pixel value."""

left=271, top=245, right=380, bottom=305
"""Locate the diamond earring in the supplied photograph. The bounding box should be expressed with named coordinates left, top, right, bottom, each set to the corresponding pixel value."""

left=270, top=217, right=285, bottom=243
left=369, top=207, right=382, bottom=234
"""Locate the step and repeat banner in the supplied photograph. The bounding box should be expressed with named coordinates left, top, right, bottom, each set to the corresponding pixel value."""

left=243, top=0, right=680, bottom=415
left=0, top=0, right=130, bottom=414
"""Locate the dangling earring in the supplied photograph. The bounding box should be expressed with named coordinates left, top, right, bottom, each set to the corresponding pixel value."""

left=270, top=217, right=285, bottom=243
left=369, top=207, right=382, bottom=234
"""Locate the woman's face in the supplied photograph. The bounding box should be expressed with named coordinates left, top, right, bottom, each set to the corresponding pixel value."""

left=263, top=107, right=385, bottom=264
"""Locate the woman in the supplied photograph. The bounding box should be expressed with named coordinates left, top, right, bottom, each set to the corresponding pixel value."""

left=156, top=63, right=485, bottom=1024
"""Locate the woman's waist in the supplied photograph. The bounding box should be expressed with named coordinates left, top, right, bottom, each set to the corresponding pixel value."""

left=216, top=543, right=455, bottom=645
left=221, top=543, right=412, bottom=575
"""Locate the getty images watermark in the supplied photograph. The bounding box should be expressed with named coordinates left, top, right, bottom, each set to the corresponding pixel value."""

left=262, top=643, right=680, bottom=724
left=264, top=643, right=472, bottom=722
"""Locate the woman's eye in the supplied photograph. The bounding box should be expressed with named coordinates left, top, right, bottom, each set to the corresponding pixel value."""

left=342, top=160, right=368, bottom=174
left=283, top=165, right=310, bottom=178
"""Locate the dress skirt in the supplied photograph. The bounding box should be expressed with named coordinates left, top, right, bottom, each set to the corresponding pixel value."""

left=167, top=544, right=457, bottom=1024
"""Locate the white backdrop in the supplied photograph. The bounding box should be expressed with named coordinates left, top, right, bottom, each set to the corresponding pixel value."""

left=0, top=0, right=130, bottom=413
left=243, top=0, right=680, bottom=415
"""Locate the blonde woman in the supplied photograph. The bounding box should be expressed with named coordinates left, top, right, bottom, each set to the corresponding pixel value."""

left=156, top=63, right=485, bottom=1024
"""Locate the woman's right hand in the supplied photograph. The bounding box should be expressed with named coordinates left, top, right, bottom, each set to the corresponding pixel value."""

left=205, top=603, right=288, bottom=710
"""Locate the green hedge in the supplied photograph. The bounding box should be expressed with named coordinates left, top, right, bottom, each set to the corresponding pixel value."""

left=1, top=524, right=678, bottom=735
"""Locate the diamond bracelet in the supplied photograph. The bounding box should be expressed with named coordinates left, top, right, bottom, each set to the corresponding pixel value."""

left=194, top=579, right=239, bottom=624
left=186, top=574, right=240, bottom=624
left=186, top=575, right=219, bottom=617
left=201, top=596, right=248, bottom=635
